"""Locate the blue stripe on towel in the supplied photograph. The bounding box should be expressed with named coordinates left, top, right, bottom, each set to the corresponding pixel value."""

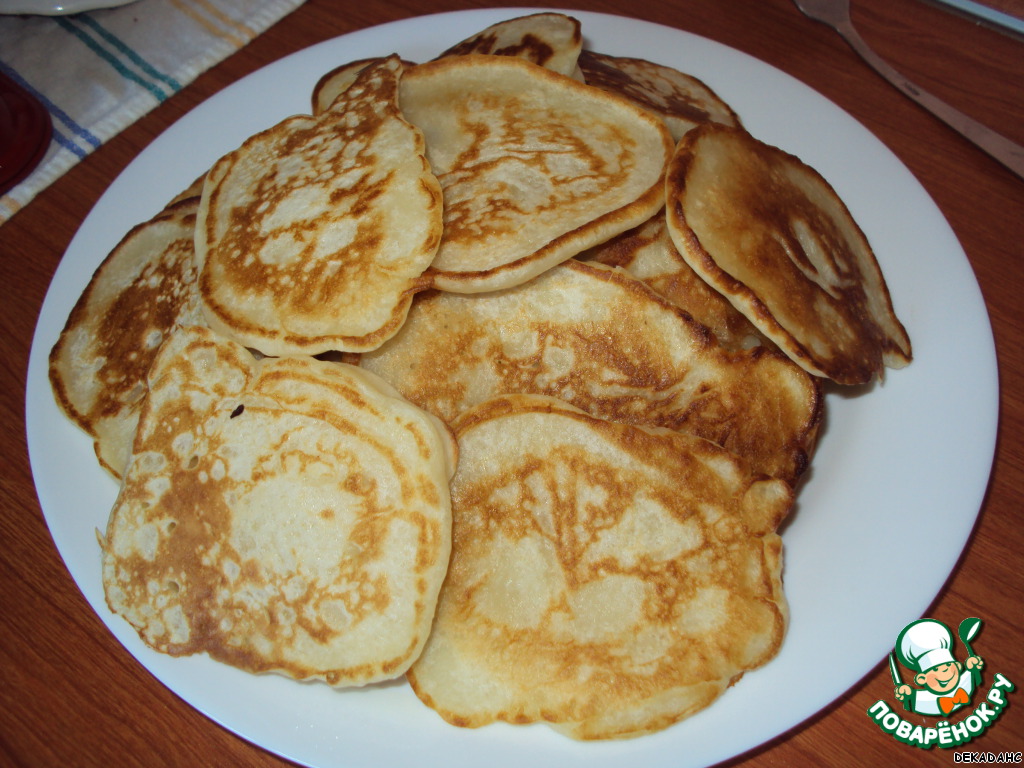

left=55, top=17, right=172, bottom=103
left=76, top=15, right=183, bottom=93
left=49, top=126, right=90, bottom=160
left=0, top=60, right=99, bottom=152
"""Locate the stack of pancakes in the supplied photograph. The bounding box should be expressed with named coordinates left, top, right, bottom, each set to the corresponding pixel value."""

left=49, top=11, right=910, bottom=741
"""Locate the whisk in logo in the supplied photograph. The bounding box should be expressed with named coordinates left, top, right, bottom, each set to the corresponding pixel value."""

left=866, top=618, right=1016, bottom=750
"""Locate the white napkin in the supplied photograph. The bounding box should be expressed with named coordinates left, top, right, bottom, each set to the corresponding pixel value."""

left=0, top=0, right=306, bottom=225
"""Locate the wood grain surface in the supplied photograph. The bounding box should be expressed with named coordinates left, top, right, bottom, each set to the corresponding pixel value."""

left=1, top=1, right=1021, bottom=766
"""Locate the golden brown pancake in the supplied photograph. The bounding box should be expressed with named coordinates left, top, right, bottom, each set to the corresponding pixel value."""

left=48, top=197, right=204, bottom=479
left=196, top=55, right=442, bottom=356
left=578, top=50, right=742, bottom=141
left=398, top=54, right=673, bottom=293
left=665, top=124, right=912, bottom=384
left=434, top=12, right=583, bottom=77
left=360, top=259, right=821, bottom=485
left=311, top=57, right=419, bottom=116
left=408, top=393, right=792, bottom=739
left=101, top=325, right=456, bottom=687
left=581, top=208, right=770, bottom=351
left=311, top=14, right=585, bottom=117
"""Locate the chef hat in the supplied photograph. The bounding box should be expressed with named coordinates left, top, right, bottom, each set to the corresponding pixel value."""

left=896, top=619, right=955, bottom=673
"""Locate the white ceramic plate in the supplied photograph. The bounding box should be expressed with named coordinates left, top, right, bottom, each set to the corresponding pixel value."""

left=0, top=0, right=137, bottom=15
left=25, top=8, right=998, bottom=768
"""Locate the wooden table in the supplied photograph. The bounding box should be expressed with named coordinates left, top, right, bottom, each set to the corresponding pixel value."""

left=2, top=0, right=1021, bottom=765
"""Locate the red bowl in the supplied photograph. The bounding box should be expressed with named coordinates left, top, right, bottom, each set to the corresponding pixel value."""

left=0, top=70, right=53, bottom=196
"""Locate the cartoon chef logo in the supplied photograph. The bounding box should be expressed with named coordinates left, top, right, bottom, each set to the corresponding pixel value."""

left=891, top=618, right=984, bottom=717
left=868, top=616, right=1015, bottom=749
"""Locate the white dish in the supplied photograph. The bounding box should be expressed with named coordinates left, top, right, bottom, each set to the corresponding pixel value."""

left=0, top=0, right=137, bottom=15
left=25, top=8, right=998, bottom=768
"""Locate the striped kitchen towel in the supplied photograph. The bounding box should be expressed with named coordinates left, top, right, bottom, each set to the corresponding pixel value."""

left=0, top=0, right=306, bottom=225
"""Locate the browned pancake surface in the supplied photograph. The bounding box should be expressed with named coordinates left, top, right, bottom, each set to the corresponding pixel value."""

left=666, top=125, right=912, bottom=384
left=311, top=57, right=420, bottom=116
left=578, top=50, right=741, bottom=141
left=361, top=260, right=821, bottom=485
left=102, top=326, right=455, bottom=686
left=435, top=12, right=583, bottom=77
left=582, top=208, right=769, bottom=351
left=399, top=55, right=672, bottom=293
left=196, top=56, right=442, bottom=355
left=49, top=198, right=203, bottom=478
left=408, top=394, right=791, bottom=739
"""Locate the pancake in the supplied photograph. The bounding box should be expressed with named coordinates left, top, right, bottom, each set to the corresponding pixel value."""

left=398, top=54, right=673, bottom=293
left=165, top=173, right=207, bottom=209
left=311, top=57, right=419, bottom=116
left=581, top=208, right=769, bottom=351
left=195, top=55, right=442, bottom=356
left=311, top=14, right=585, bottom=117
left=101, top=325, right=456, bottom=687
left=360, top=259, right=821, bottom=485
left=434, top=12, right=583, bottom=77
left=48, top=197, right=204, bottom=479
left=407, top=393, right=792, bottom=739
left=578, top=50, right=742, bottom=141
left=665, top=124, right=912, bottom=384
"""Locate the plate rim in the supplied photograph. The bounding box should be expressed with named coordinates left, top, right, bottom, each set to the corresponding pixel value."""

left=0, top=0, right=138, bottom=15
left=24, top=8, right=999, bottom=768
